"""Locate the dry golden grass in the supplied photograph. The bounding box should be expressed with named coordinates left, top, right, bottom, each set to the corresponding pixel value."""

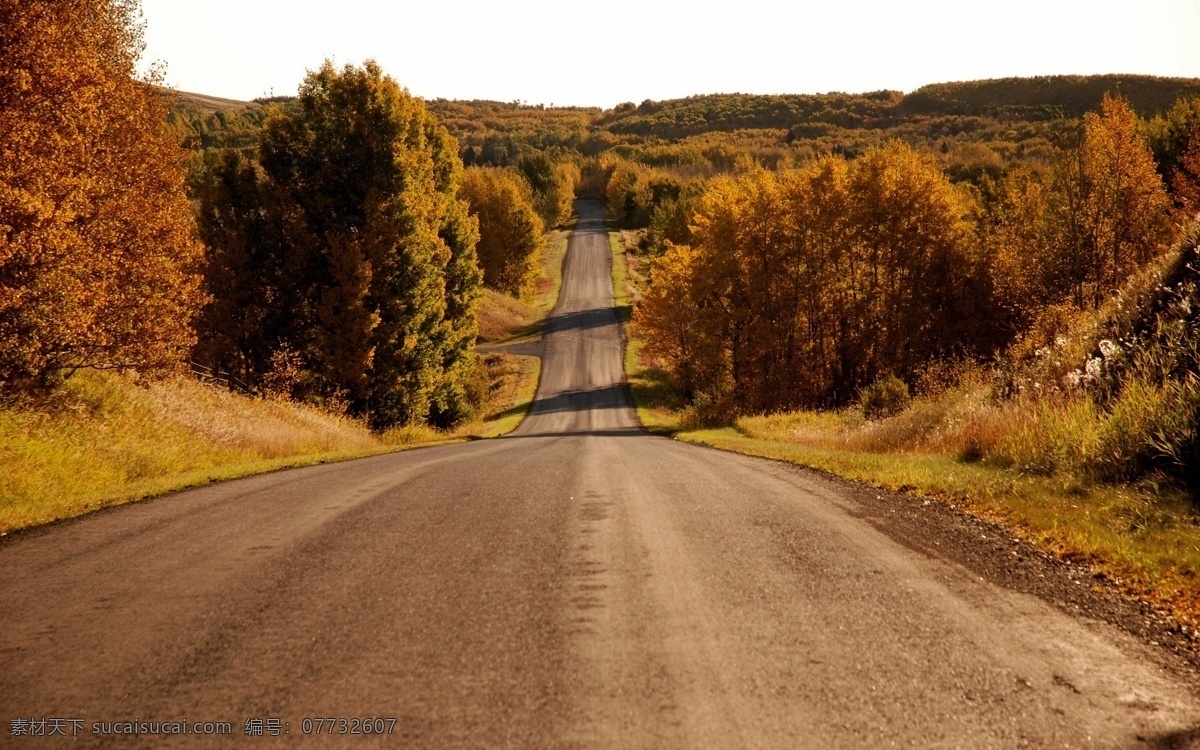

left=172, top=89, right=254, bottom=115
left=0, top=372, right=389, bottom=533
left=458, top=353, right=541, bottom=439
left=476, top=287, right=537, bottom=343
left=0, top=352, right=544, bottom=534
left=535, top=228, right=571, bottom=315
left=141, top=376, right=378, bottom=457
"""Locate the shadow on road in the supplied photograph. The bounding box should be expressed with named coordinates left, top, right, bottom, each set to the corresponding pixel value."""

left=525, top=384, right=629, bottom=415
left=502, top=427, right=647, bottom=439
left=544, top=307, right=619, bottom=335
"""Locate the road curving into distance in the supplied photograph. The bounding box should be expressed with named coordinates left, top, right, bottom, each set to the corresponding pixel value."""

left=2, top=202, right=1198, bottom=748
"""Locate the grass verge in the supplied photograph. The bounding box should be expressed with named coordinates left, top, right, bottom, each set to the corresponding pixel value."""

left=0, top=372, right=388, bottom=533
left=609, top=229, right=686, bottom=433
left=459, top=353, right=541, bottom=439
left=609, top=227, right=1200, bottom=635
left=0, top=354, right=542, bottom=534
left=537, top=227, right=572, bottom=317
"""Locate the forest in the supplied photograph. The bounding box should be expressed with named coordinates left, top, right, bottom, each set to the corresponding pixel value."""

left=7, top=0, right=1200, bottom=500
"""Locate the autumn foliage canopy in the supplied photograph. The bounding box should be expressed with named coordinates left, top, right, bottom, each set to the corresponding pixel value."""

left=458, top=167, right=545, bottom=299
left=0, top=0, right=203, bottom=394
left=634, top=97, right=1175, bottom=418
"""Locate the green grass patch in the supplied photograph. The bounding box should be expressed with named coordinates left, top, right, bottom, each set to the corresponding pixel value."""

left=608, top=231, right=632, bottom=324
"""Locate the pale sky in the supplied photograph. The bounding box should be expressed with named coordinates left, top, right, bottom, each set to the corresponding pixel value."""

left=139, top=0, right=1200, bottom=108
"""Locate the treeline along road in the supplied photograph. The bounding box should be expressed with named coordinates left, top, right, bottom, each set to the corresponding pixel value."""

left=1, top=203, right=1198, bottom=748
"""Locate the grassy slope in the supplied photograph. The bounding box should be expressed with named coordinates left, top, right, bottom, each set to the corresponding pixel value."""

left=0, top=351, right=541, bottom=534
left=463, top=354, right=541, bottom=439
left=477, top=226, right=571, bottom=345
left=0, top=372, right=388, bottom=533
left=609, top=229, right=1200, bottom=634
left=172, top=90, right=255, bottom=115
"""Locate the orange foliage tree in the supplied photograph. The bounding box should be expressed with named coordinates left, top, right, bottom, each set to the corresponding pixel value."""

left=985, top=95, right=1173, bottom=320
left=1051, top=94, right=1172, bottom=308
left=982, top=166, right=1058, bottom=335
left=0, top=0, right=204, bottom=394
left=516, top=152, right=579, bottom=228
left=1171, top=130, right=1200, bottom=216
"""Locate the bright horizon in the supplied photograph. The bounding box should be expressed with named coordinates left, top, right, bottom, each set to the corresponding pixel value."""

left=140, top=0, right=1200, bottom=108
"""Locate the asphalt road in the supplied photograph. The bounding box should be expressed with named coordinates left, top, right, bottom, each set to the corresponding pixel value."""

left=2, top=203, right=1198, bottom=748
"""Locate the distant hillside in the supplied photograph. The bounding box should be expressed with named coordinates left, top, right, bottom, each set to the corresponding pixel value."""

left=427, top=100, right=599, bottom=135
left=901, top=75, right=1200, bottom=119
left=595, top=75, right=1200, bottom=140
left=172, top=89, right=255, bottom=115
left=163, top=90, right=296, bottom=160
left=167, top=75, right=1200, bottom=175
left=425, top=99, right=600, bottom=158
left=167, top=75, right=1200, bottom=138
left=594, top=91, right=903, bottom=139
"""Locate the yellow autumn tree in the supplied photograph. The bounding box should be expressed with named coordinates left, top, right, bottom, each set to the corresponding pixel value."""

left=1171, top=129, right=1200, bottom=216
left=634, top=143, right=977, bottom=416
left=779, top=156, right=855, bottom=402
left=0, top=0, right=204, bottom=394
left=847, top=142, right=976, bottom=379
left=983, top=167, right=1058, bottom=335
left=606, top=162, right=661, bottom=227
left=516, top=152, right=579, bottom=228
left=1051, top=93, right=1173, bottom=307
left=458, top=167, right=544, bottom=298
left=635, top=242, right=727, bottom=401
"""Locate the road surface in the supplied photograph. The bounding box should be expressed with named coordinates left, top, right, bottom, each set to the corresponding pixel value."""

left=2, top=203, right=1198, bottom=748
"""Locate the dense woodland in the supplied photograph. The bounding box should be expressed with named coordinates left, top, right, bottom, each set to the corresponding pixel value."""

left=8, top=0, right=1200, bottom=469
left=192, top=61, right=484, bottom=429
left=636, top=95, right=1176, bottom=410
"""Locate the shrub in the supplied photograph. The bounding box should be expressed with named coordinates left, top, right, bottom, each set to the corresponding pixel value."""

left=1089, top=379, right=1200, bottom=484
left=679, top=388, right=736, bottom=429
left=860, top=374, right=911, bottom=420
